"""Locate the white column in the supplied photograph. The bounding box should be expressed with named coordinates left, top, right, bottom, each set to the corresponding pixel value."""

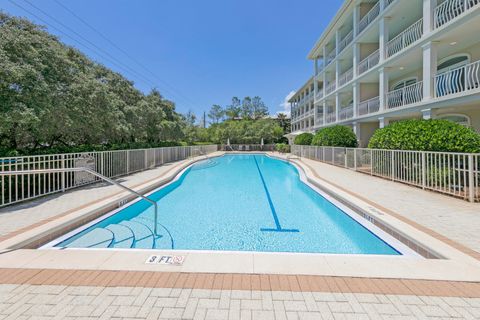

left=379, top=67, right=389, bottom=111
left=422, top=41, right=438, bottom=101
left=353, top=42, right=360, bottom=78
left=423, top=0, right=436, bottom=34
left=353, top=121, right=361, bottom=145
left=379, top=117, right=389, bottom=128
left=353, top=83, right=360, bottom=117
left=353, top=3, right=360, bottom=36
left=379, top=17, right=389, bottom=62
left=335, top=93, right=340, bottom=122
left=379, top=0, right=386, bottom=11
left=335, top=59, right=341, bottom=88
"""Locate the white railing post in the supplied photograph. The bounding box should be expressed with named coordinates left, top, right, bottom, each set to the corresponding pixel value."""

left=468, top=154, right=475, bottom=202
left=391, top=150, right=395, bottom=181
left=61, top=154, right=65, bottom=192
left=354, top=149, right=357, bottom=171
left=421, top=152, right=426, bottom=189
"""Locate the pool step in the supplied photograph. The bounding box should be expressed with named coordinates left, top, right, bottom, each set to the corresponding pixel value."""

left=120, top=220, right=154, bottom=249
left=105, top=224, right=134, bottom=248
left=65, top=228, right=114, bottom=248
left=135, top=215, right=174, bottom=249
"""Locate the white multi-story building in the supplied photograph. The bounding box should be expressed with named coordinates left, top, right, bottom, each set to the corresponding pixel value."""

left=289, top=0, right=480, bottom=146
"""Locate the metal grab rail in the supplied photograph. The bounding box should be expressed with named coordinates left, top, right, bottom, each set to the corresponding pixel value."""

left=0, top=167, right=160, bottom=236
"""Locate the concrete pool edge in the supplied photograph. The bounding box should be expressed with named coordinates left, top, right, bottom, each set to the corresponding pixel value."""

left=0, top=151, right=479, bottom=281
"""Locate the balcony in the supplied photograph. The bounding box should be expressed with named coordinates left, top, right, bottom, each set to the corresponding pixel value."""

left=338, top=67, right=354, bottom=87
left=315, top=117, right=324, bottom=126
left=316, top=88, right=324, bottom=100
left=386, top=19, right=423, bottom=58
left=435, top=0, right=480, bottom=29
left=358, top=2, right=380, bottom=35
left=358, top=49, right=380, bottom=75
left=325, top=81, right=337, bottom=95
left=326, top=48, right=336, bottom=65
left=435, top=59, right=480, bottom=97
left=387, top=81, right=423, bottom=109
left=358, top=96, right=380, bottom=115
left=326, top=112, right=337, bottom=123
left=338, top=104, right=354, bottom=121
left=338, top=30, right=354, bottom=53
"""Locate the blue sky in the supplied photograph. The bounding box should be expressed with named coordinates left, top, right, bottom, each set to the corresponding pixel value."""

left=1, top=0, right=343, bottom=118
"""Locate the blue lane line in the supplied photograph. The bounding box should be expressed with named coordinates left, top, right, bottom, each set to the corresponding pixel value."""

left=253, top=156, right=299, bottom=233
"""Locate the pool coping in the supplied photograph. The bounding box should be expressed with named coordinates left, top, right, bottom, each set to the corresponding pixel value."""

left=0, top=152, right=479, bottom=282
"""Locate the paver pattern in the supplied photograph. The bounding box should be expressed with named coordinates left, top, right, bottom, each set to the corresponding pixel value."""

left=1, top=283, right=480, bottom=319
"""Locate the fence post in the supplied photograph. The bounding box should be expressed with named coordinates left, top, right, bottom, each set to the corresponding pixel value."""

left=61, top=154, right=65, bottom=192
left=354, top=149, right=357, bottom=171
left=344, top=149, right=348, bottom=168
left=391, top=151, right=395, bottom=181
left=468, top=154, right=475, bottom=203
left=421, top=152, right=426, bottom=189
left=126, top=150, right=130, bottom=174
left=144, top=149, right=148, bottom=170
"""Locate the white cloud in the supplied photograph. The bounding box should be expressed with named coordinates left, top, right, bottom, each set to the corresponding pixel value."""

left=277, top=91, right=296, bottom=117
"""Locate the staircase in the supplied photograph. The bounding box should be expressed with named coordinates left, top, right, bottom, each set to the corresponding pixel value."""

left=64, top=213, right=173, bottom=249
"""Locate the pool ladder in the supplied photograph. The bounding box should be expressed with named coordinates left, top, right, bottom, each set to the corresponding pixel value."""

left=0, top=168, right=160, bottom=236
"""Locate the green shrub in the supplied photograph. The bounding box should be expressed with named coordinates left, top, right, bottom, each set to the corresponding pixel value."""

left=275, top=143, right=290, bottom=153
left=294, top=133, right=314, bottom=145
left=368, top=119, right=480, bottom=153
left=311, top=126, right=358, bottom=147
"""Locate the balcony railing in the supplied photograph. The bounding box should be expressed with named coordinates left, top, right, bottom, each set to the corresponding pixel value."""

left=358, top=96, right=380, bottom=115
left=339, top=104, right=354, bottom=121
left=326, top=112, right=337, bottom=123
left=316, top=88, right=324, bottom=100
left=385, top=0, right=396, bottom=8
left=315, top=117, right=324, bottom=126
left=326, top=48, right=336, bottom=65
left=338, top=67, right=354, bottom=87
left=435, top=0, right=480, bottom=29
left=338, top=30, right=354, bottom=53
left=387, top=81, right=423, bottom=109
left=325, top=81, right=337, bottom=95
left=358, top=2, right=380, bottom=34
left=358, top=49, right=380, bottom=75
left=435, top=60, right=480, bottom=97
left=387, top=19, right=423, bottom=58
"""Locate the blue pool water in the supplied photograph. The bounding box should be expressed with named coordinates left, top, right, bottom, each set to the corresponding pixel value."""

left=54, top=155, right=400, bottom=255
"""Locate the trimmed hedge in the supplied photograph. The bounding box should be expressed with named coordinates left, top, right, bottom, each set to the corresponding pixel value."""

left=294, top=133, right=314, bottom=145
left=368, top=119, right=480, bottom=153
left=311, top=126, right=358, bottom=147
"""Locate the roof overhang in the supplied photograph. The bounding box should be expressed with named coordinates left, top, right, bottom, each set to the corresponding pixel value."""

left=307, top=0, right=355, bottom=60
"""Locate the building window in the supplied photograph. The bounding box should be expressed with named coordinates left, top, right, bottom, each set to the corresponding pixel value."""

left=437, top=114, right=471, bottom=127
left=437, top=54, right=470, bottom=73
left=391, top=77, right=418, bottom=91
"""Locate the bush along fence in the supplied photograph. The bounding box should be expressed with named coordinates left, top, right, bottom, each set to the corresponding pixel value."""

left=0, top=145, right=218, bottom=207
left=291, top=145, right=480, bottom=203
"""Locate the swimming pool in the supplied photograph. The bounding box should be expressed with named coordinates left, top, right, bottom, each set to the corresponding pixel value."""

left=46, top=154, right=405, bottom=255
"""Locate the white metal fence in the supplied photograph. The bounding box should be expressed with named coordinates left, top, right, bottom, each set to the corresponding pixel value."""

left=292, top=145, right=480, bottom=203
left=0, top=145, right=218, bottom=207
left=386, top=18, right=423, bottom=58
left=435, top=59, right=480, bottom=97
left=435, top=0, right=480, bottom=29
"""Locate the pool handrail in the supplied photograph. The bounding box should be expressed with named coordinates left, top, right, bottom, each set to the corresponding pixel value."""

left=0, top=167, right=159, bottom=236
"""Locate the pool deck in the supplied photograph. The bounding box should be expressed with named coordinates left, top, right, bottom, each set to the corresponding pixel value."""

left=0, top=151, right=479, bottom=319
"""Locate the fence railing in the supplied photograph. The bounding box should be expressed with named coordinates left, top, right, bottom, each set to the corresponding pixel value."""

left=386, top=18, right=423, bottom=58
left=339, top=105, right=354, bottom=121
left=338, top=30, right=354, bottom=53
left=358, top=1, right=380, bottom=34
left=358, top=49, right=380, bottom=75
left=325, top=81, right=337, bottom=95
left=358, top=96, right=380, bottom=115
left=338, top=67, right=354, bottom=87
left=291, top=145, right=480, bottom=202
left=435, top=60, right=480, bottom=97
left=387, top=81, right=423, bottom=109
left=435, top=0, right=480, bottom=29
left=0, top=145, right=218, bottom=208
left=221, top=144, right=275, bottom=152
